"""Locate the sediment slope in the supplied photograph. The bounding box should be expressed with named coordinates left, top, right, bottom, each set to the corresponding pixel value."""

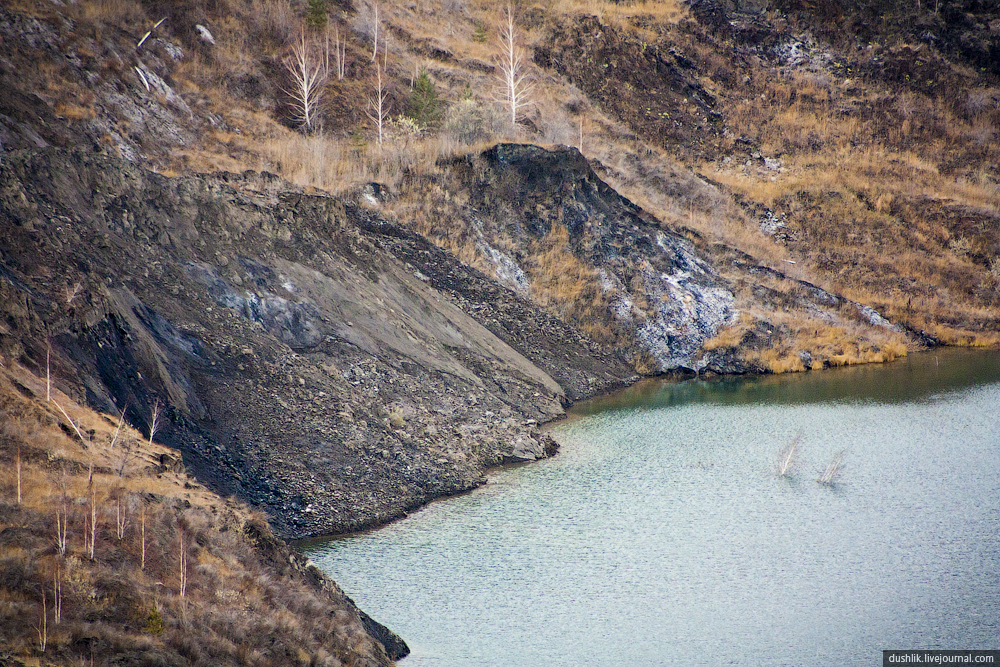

left=0, top=146, right=636, bottom=538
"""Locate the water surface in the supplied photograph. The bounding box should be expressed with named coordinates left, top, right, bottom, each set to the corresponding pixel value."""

left=303, top=349, right=1000, bottom=666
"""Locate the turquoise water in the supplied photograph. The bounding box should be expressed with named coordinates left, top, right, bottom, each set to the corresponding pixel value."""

left=302, top=349, right=1000, bottom=666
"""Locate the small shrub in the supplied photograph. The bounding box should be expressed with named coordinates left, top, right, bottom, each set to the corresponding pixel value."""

left=304, top=0, right=328, bottom=29
left=144, top=606, right=165, bottom=635
left=406, top=70, right=443, bottom=131
left=443, top=99, right=506, bottom=145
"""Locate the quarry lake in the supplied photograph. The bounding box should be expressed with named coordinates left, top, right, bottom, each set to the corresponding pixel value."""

left=301, top=349, right=1000, bottom=666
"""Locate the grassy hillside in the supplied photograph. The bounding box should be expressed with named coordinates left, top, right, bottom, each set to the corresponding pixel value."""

left=0, top=360, right=397, bottom=666
left=2, top=0, right=997, bottom=372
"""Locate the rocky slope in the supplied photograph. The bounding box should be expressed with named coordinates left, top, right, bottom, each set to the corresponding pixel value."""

left=0, top=0, right=994, bottom=537
left=2, top=137, right=922, bottom=542
left=0, top=146, right=638, bottom=538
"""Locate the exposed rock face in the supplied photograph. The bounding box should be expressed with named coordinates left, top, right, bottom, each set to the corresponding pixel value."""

left=0, top=6, right=200, bottom=163
left=0, top=147, right=634, bottom=538
left=449, top=144, right=738, bottom=373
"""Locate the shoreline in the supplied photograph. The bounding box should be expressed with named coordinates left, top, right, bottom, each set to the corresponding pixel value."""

left=295, top=344, right=1000, bottom=542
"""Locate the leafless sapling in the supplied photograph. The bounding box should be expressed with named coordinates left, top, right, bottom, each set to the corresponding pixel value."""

left=53, top=561, right=62, bottom=625
left=327, top=24, right=346, bottom=81
left=140, top=503, right=147, bottom=570
left=55, top=504, right=68, bottom=557
left=366, top=48, right=391, bottom=146
left=178, top=525, right=188, bottom=599
left=119, top=401, right=158, bottom=477
left=369, top=2, right=380, bottom=62
left=34, top=586, right=47, bottom=652
left=86, top=462, right=97, bottom=559
left=108, top=403, right=128, bottom=452
left=116, top=490, right=130, bottom=540
left=493, top=3, right=535, bottom=129
left=148, top=400, right=161, bottom=446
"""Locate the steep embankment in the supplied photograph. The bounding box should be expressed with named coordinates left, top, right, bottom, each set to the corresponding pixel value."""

left=0, top=138, right=926, bottom=539
left=0, top=146, right=635, bottom=539
left=0, top=361, right=405, bottom=666
left=394, top=142, right=918, bottom=375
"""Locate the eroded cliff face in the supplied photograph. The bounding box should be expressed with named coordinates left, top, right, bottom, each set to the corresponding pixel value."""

left=395, top=143, right=914, bottom=378
left=452, top=144, right=739, bottom=373
left=0, top=147, right=634, bottom=538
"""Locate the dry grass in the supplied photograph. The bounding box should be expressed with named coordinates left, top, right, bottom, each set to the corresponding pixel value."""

left=0, top=361, right=388, bottom=667
left=53, top=102, right=97, bottom=120
left=529, top=224, right=615, bottom=343
left=250, top=128, right=478, bottom=194
left=746, top=317, right=909, bottom=374
left=544, top=0, right=686, bottom=28
left=74, top=0, right=148, bottom=26
left=702, top=313, right=756, bottom=351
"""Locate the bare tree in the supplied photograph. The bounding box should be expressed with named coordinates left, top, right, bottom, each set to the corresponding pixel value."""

left=86, top=462, right=97, bottom=559
left=116, top=490, right=130, bottom=540
left=53, top=562, right=62, bottom=625
left=117, top=436, right=138, bottom=478
left=55, top=505, right=68, bottom=557
left=140, top=503, right=147, bottom=570
left=108, top=403, right=127, bottom=451
left=366, top=48, right=390, bottom=146
left=328, top=24, right=346, bottom=81
left=15, top=443, right=21, bottom=505
left=369, top=2, right=380, bottom=62
left=34, top=586, right=47, bottom=652
left=178, top=525, right=188, bottom=599
left=118, top=400, right=156, bottom=477
left=283, top=29, right=328, bottom=132
left=148, top=400, right=162, bottom=447
left=493, top=3, right=535, bottom=128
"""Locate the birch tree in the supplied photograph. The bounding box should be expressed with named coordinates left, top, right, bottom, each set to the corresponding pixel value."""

left=366, top=48, right=390, bottom=146
left=283, top=29, right=328, bottom=132
left=494, top=3, right=534, bottom=128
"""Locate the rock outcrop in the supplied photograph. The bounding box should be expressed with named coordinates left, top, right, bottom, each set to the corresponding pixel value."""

left=450, top=144, right=739, bottom=373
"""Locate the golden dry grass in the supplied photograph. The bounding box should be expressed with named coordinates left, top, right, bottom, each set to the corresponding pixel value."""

left=702, top=313, right=755, bottom=351
left=0, top=359, right=387, bottom=667
left=0, top=362, right=218, bottom=508
left=743, top=313, right=910, bottom=374
left=545, top=0, right=686, bottom=27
